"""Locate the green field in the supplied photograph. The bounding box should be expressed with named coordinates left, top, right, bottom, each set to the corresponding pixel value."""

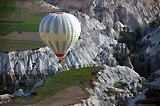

left=0, top=1, right=48, bottom=51
left=0, top=39, right=45, bottom=52
left=0, top=1, right=46, bottom=36
left=0, top=19, right=42, bottom=36
left=10, top=67, right=102, bottom=105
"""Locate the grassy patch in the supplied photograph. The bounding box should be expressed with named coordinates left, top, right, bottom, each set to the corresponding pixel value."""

left=0, top=20, right=42, bottom=36
left=114, top=71, right=121, bottom=74
left=0, top=1, right=46, bottom=36
left=113, top=82, right=128, bottom=89
left=10, top=67, right=102, bottom=105
left=103, top=88, right=120, bottom=95
left=0, top=12, right=45, bottom=36
left=0, top=39, right=45, bottom=52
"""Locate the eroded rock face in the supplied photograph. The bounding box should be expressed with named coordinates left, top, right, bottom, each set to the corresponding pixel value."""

left=0, top=0, right=160, bottom=105
left=73, top=65, right=143, bottom=106
left=44, top=0, right=160, bottom=30
left=92, top=0, right=160, bottom=30
left=151, top=50, right=160, bottom=73
left=125, top=56, right=134, bottom=70
left=142, top=23, right=160, bottom=74
left=128, top=69, right=160, bottom=106
left=44, top=0, right=95, bottom=16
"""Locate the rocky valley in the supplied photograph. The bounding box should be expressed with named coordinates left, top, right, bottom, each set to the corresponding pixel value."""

left=0, top=0, right=160, bottom=106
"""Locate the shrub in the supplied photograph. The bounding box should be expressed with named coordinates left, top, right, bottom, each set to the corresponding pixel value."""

left=149, top=21, right=156, bottom=28
left=113, top=82, right=128, bottom=89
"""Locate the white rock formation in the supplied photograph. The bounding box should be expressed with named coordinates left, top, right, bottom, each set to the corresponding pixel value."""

left=36, top=0, right=59, bottom=10
left=0, top=0, right=160, bottom=105
left=12, top=80, right=44, bottom=97
left=128, top=92, right=146, bottom=106
left=150, top=69, right=160, bottom=86
left=142, top=26, right=160, bottom=56
left=72, top=65, right=143, bottom=106
left=72, top=96, right=116, bottom=106
left=0, top=94, right=13, bottom=105
left=90, top=0, right=160, bottom=29
left=125, top=56, right=134, bottom=69
left=12, top=89, right=24, bottom=97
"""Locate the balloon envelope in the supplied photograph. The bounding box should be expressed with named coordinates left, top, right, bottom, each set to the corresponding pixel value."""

left=39, top=12, right=81, bottom=57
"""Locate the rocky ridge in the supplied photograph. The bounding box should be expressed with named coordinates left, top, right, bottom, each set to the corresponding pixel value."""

left=73, top=65, right=143, bottom=106
left=90, top=0, right=160, bottom=29
left=0, top=0, right=160, bottom=106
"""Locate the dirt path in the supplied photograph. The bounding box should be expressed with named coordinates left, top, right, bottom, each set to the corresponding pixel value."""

left=2, top=85, right=86, bottom=106
left=2, top=32, right=42, bottom=41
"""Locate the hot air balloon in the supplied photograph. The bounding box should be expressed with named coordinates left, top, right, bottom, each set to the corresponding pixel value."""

left=39, top=12, right=81, bottom=63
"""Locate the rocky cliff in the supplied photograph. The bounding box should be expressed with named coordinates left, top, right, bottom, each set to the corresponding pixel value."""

left=44, top=0, right=95, bottom=16
left=45, top=0, right=160, bottom=31
left=0, top=0, right=160, bottom=105
left=73, top=65, right=144, bottom=106
left=91, top=0, right=160, bottom=29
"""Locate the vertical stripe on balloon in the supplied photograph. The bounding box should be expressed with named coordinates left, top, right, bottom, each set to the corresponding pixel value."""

left=62, top=41, right=67, bottom=53
left=46, top=15, right=55, bottom=34
left=65, top=15, right=74, bottom=33
left=61, top=15, right=67, bottom=35
left=54, top=15, right=59, bottom=34
left=55, top=41, right=60, bottom=54
left=48, top=41, right=57, bottom=54
left=40, top=15, right=51, bottom=32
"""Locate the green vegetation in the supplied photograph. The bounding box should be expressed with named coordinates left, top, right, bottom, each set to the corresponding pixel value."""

left=131, top=58, right=146, bottom=76
left=94, top=10, right=101, bottom=14
left=118, top=26, right=142, bottom=54
left=103, top=88, right=120, bottom=95
left=0, top=1, right=15, bottom=18
left=0, top=86, right=10, bottom=95
left=113, top=82, right=128, bottom=89
left=0, top=1, right=48, bottom=51
left=118, top=31, right=138, bottom=54
left=0, top=19, right=43, bottom=36
left=10, top=67, right=102, bottom=105
left=149, top=20, right=156, bottom=28
left=117, top=27, right=151, bottom=77
left=114, top=71, right=121, bottom=74
left=0, top=1, right=46, bottom=36
left=0, top=39, right=45, bottom=52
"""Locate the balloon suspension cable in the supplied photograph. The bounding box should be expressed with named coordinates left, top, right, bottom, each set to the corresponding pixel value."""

left=58, top=57, right=64, bottom=64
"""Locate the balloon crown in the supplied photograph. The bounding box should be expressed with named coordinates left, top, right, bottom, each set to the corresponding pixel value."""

left=56, top=12, right=63, bottom=14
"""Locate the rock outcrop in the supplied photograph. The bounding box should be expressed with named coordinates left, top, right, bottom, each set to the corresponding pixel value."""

left=141, top=21, right=160, bottom=73
left=91, top=0, right=160, bottom=30
left=125, top=56, right=134, bottom=70
left=44, top=0, right=160, bottom=32
left=128, top=69, right=160, bottom=106
left=73, top=65, right=143, bottom=106
left=0, top=0, right=160, bottom=105
left=44, top=0, right=95, bottom=16
left=0, top=94, right=13, bottom=105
